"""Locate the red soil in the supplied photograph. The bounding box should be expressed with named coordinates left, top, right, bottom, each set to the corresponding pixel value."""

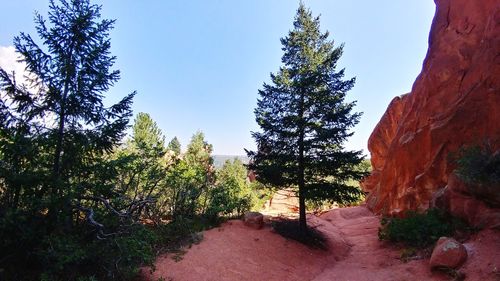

left=142, top=206, right=500, bottom=281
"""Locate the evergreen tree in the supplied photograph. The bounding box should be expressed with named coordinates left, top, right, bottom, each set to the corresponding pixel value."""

left=0, top=1, right=160, bottom=279
left=132, top=112, right=166, bottom=156
left=247, top=4, right=366, bottom=232
left=185, top=131, right=213, bottom=165
left=167, top=131, right=215, bottom=218
left=115, top=113, right=168, bottom=221
left=167, top=136, right=182, bottom=155
left=0, top=0, right=134, bottom=227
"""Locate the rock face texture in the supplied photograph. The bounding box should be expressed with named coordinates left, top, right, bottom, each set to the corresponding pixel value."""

left=362, top=0, right=500, bottom=215
left=430, top=237, right=468, bottom=269
left=431, top=174, right=500, bottom=229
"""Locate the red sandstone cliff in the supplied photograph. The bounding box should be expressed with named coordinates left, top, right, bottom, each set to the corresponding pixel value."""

left=362, top=0, right=500, bottom=215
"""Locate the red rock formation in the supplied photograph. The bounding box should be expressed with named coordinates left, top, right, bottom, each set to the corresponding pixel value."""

left=362, top=0, right=500, bottom=215
left=431, top=174, right=500, bottom=229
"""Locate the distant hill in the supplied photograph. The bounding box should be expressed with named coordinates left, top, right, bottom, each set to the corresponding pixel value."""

left=212, top=155, right=249, bottom=169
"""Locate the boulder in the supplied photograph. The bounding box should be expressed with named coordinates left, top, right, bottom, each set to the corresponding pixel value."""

left=243, top=212, right=264, bottom=230
left=430, top=237, right=468, bottom=270
left=362, top=0, right=500, bottom=216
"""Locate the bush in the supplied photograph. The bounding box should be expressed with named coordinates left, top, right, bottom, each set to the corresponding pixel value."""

left=0, top=213, right=222, bottom=281
left=0, top=208, right=158, bottom=281
left=153, top=216, right=217, bottom=252
left=206, top=158, right=254, bottom=218
left=454, top=145, right=500, bottom=185
left=454, top=144, right=500, bottom=207
left=378, top=209, right=462, bottom=248
left=205, top=185, right=251, bottom=219
left=0, top=210, right=49, bottom=280
left=36, top=225, right=157, bottom=281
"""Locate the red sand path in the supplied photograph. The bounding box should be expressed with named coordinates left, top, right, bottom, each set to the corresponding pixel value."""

left=143, top=206, right=500, bottom=281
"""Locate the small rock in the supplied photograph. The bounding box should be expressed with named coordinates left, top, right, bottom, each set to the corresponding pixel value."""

left=430, top=237, right=467, bottom=269
left=243, top=212, right=264, bottom=230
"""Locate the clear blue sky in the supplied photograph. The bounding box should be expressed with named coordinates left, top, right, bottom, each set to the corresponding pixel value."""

left=0, top=1, right=435, bottom=155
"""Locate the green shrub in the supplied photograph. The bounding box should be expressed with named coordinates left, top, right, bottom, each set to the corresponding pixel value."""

left=205, top=185, right=251, bottom=219
left=0, top=209, right=158, bottom=281
left=454, top=144, right=500, bottom=207
left=205, top=158, right=255, bottom=218
left=378, top=209, right=460, bottom=248
left=153, top=216, right=218, bottom=252
left=35, top=225, right=157, bottom=281
left=454, top=145, right=500, bottom=185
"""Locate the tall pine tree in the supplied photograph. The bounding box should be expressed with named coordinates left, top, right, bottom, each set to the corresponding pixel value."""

left=0, top=0, right=134, bottom=227
left=247, top=4, right=366, bottom=232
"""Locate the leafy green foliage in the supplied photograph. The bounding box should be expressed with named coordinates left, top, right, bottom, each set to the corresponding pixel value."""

left=378, top=209, right=461, bottom=248
left=0, top=0, right=137, bottom=227
left=206, top=158, right=253, bottom=218
left=248, top=181, right=274, bottom=211
left=247, top=3, right=366, bottom=231
left=132, top=112, right=166, bottom=154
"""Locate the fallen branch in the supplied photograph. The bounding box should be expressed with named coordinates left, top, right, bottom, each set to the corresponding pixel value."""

left=75, top=195, right=155, bottom=239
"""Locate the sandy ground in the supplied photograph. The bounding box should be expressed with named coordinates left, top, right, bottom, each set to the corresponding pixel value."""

left=142, top=206, right=500, bottom=281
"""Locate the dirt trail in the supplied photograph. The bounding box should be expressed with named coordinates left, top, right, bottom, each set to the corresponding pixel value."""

left=143, top=206, right=499, bottom=281
left=311, top=207, right=442, bottom=281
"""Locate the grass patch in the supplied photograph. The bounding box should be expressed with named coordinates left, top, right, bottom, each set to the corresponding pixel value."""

left=271, top=219, right=328, bottom=250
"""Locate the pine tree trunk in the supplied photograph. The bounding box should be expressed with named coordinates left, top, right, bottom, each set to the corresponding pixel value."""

left=52, top=110, right=65, bottom=183
left=49, top=103, right=66, bottom=228
left=298, top=143, right=307, bottom=233
left=298, top=183, right=307, bottom=233
left=298, top=91, right=307, bottom=234
left=52, top=45, right=73, bottom=188
left=50, top=54, right=72, bottom=228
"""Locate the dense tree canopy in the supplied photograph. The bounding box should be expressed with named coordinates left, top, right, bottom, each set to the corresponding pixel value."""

left=0, top=1, right=151, bottom=279
left=0, top=0, right=136, bottom=228
left=247, top=4, right=366, bottom=231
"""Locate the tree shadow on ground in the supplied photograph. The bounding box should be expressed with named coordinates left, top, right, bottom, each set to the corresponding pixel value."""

left=271, top=218, right=328, bottom=250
